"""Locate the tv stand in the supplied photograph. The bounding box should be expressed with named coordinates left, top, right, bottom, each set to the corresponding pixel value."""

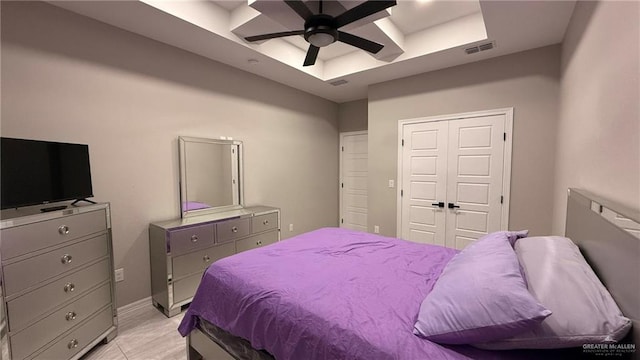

left=40, top=205, right=68, bottom=212
left=71, top=198, right=97, bottom=206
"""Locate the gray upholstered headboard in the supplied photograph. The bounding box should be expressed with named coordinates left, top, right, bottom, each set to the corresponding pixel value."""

left=565, top=188, right=640, bottom=354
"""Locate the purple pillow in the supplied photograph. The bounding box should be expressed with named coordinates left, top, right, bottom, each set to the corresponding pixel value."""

left=413, top=231, right=551, bottom=344
left=475, top=236, right=631, bottom=349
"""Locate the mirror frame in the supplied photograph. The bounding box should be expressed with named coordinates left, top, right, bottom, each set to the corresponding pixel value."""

left=178, top=136, right=244, bottom=218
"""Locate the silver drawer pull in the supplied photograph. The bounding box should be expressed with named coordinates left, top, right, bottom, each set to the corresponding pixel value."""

left=63, top=283, right=75, bottom=293
left=203, top=255, right=211, bottom=262
left=263, top=220, right=269, bottom=225
left=61, top=254, right=73, bottom=264
left=231, top=226, right=238, bottom=233
left=67, top=339, right=79, bottom=349
left=256, top=240, right=263, bottom=246
left=65, top=311, right=77, bottom=321
left=191, top=235, right=198, bottom=243
left=58, top=225, right=70, bottom=235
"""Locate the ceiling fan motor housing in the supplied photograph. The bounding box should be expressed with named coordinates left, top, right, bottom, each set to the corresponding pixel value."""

left=304, top=14, right=338, bottom=47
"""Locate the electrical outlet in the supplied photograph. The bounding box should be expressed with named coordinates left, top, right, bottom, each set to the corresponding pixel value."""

left=374, top=225, right=380, bottom=234
left=388, top=180, right=394, bottom=188
left=289, top=224, right=294, bottom=232
left=115, top=268, right=124, bottom=282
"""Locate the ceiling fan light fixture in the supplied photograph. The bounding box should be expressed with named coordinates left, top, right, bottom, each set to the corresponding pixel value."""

left=303, top=14, right=337, bottom=48
left=307, top=31, right=336, bottom=47
left=245, top=0, right=397, bottom=66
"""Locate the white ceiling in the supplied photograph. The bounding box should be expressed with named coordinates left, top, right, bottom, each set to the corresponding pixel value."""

left=48, top=0, right=576, bottom=103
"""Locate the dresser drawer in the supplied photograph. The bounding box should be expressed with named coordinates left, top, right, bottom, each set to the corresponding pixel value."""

left=3, top=234, right=108, bottom=296
left=7, top=259, right=111, bottom=332
left=1, top=209, right=106, bottom=260
left=10, top=284, right=111, bottom=360
left=252, top=213, right=278, bottom=233
left=236, top=231, right=279, bottom=253
left=168, top=224, right=215, bottom=256
left=172, top=242, right=235, bottom=280
left=216, top=218, right=250, bottom=243
left=173, top=272, right=203, bottom=304
left=32, top=306, right=114, bottom=360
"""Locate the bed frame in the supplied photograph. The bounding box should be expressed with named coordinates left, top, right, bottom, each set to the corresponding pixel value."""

left=186, top=188, right=640, bottom=359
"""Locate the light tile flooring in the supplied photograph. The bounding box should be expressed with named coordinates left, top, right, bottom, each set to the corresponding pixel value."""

left=82, top=302, right=187, bottom=360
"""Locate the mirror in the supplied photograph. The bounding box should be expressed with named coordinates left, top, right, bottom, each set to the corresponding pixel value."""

left=179, top=136, right=243, bottom=218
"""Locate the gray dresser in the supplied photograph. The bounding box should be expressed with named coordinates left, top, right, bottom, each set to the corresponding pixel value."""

left=0, top=203, right=117, bottom=360
left=149, top=206, right=280, bottom=317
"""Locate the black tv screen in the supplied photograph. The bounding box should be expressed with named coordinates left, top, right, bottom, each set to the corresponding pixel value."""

left=1, top=137, right=94, bottom=209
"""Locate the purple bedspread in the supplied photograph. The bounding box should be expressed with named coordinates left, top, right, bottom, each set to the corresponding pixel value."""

left=178, top=228, right=559, bottom=360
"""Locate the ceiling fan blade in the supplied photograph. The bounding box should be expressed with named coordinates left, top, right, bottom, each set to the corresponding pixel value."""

left=303, top=45, right=320, bottom=66
left=285, top=0, right=313, bottom=20
left=334, top=0, right=396, bottom=28
left=337, top=31, right=384, bottom=54
left=245, top=30, right=305, bottom=42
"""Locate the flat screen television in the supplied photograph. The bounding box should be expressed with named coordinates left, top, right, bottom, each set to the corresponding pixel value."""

left=1, top=137, right=94, bottom=210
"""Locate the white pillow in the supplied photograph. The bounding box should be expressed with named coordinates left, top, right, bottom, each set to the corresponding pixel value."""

left=475, top=236, right=632, bottom=349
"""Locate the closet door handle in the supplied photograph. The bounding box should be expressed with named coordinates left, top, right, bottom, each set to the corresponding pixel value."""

left=431, top=202, right=445, bottom=208
left=448, top=203, right=460, bottom=209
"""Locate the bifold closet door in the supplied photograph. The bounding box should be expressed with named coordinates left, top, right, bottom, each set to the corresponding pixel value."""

left=400, top=114, right=506, bottom=249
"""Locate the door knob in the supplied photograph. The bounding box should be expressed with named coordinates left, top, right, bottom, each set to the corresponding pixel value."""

left=448, top=203, right=460, bottom=209
left=431, top=202, right=445, bottom=208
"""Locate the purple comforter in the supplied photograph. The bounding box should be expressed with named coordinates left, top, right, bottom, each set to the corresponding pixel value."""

left=178, top=228, right=557, bottom=360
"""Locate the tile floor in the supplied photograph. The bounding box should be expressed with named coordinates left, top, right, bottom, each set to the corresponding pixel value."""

left=82, top=302, right=187, bottom=360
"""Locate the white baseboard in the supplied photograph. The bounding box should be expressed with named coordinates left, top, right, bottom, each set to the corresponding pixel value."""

left=117, top=296, right=153, bottom=317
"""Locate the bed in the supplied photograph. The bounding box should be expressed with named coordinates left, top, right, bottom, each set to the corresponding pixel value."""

left=178, top=188, right=639, bottom=359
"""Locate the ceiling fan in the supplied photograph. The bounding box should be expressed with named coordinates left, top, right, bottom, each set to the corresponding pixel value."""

left=245, top=0, right=397, bottom=66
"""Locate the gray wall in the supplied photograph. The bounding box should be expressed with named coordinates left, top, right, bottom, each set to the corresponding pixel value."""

left=1, top=2, right=339, bottom=307
left=338, top=99, right=368, bottom=132
left=553, top=1, right=640, bottom=234
left=368, top=46, right=561, bottom=237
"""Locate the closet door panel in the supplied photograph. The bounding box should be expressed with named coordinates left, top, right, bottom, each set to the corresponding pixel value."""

left=445, top=115, right=505, bottom=249
left=400, top=122, right=448, bottom=246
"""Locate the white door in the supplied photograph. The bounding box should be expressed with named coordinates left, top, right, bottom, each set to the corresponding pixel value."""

left=399, top=110, right=511, bottom=249
left=445, top=115, right=505, bottom=249
left=340, top=132, right=368, bottom=231
left=400, top=121, right=448, bottom=246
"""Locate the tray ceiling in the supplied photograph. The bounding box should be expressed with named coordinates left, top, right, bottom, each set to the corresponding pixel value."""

left=48, top=0, right=576, bottom=103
